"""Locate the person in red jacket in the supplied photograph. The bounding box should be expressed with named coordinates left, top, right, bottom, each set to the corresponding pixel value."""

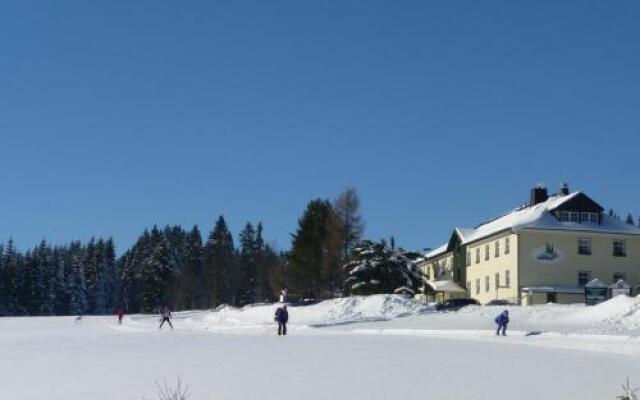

left=116, top=308, right=125, bottom=325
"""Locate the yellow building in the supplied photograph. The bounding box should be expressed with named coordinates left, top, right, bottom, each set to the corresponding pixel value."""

left=420, top=184, right=640, bottom=305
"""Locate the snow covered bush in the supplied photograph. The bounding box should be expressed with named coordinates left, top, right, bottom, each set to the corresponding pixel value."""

left=343, top=240, right=425, bottom=295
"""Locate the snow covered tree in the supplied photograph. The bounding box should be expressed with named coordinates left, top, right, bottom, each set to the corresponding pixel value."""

left=343, top=240, right=425, bottom=296
left=68, top=246, right=87, bottom=316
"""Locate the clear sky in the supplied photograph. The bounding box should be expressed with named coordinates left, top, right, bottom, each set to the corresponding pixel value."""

left=1, top=1, right=639, bottom=254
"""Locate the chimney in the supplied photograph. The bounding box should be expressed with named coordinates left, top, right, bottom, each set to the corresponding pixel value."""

left=530, top=185, right=548, bottom=206
left=560, top=182, right=570, bottom=196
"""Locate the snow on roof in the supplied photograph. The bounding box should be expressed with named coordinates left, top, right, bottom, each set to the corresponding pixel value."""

left=452, top=191, right=640, bottom=246
left=424, top=243, right=449, bottom=259
left=426, top=280, right=467, bottom=293
left=521, top=285, right=585, bottom=294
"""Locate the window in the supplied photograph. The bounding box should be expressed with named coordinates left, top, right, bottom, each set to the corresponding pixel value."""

left=559, top=211, right=569, bottom=222
left=505, top=237, right=510, bottom=254
left=466, top=251, right=471, bottom=267
left=613, top=239, right=627, bottom=257
left=581, top=212, right=590, bottom=223
left=495, top=241, right=500, bottom=258
left=569, top=212, right=579, bottom=222
left=485, top=276, right=490, bottom=292
left=467, top=281, right=471, bottom=292
left=578, top=238, right=592, bottom=255
left=578, top=270, right=592, bottom=287
left=475, top=279, right=480, bottom=294
left=613, top=272, right=627, bottom=282
left=495, top=272, right=500, bottom=288
left=505, top=270, right=510, bottom=288
left=485, top=245, right=490, bottom=261
left=589, top=213, right=599, bottom=224
left=476, top=248, right=480, bottom=264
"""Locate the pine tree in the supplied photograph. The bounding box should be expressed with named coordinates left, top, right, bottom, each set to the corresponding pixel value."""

left=238, top=222, right=257, bottom=306
left=204, top=216, right=236, bottom=307
left=288, top=199, right=342, bottom=300
left=140, top=227, right=173, bottom=312
left=179, top=225, right=204, bottom=310
left=343, top=239, right=425, bottom=295
left=68, top=245, right=87, bottom=316
left=333, top=187, right=365, bottom=259
left=625, top=213, right=635, bottom=225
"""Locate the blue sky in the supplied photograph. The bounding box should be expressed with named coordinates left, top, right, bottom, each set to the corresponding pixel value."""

left=1, top=1, right=639, bottom=254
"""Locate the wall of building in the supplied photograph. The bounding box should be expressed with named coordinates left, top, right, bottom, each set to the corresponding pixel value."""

left=464, top=233, right=519, bottom=304
left=517, top=229, right=640, bottom=291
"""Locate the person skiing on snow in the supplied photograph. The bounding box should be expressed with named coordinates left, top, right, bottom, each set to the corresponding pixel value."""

left=495, top=310, right=509, bottom=336
left=274, top=304, right=288, bottom=336
left=159, top=305, right=173, bottom=330
left=116, top=308, right=125, bottom=325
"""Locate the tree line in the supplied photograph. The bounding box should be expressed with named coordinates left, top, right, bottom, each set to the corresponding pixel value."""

left=0, top=187, right=417, bottom=316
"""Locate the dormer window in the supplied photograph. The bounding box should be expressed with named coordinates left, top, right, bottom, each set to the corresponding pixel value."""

left=559, top=211, right=599, bottom=224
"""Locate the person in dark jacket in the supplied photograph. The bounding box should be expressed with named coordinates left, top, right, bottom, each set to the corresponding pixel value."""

left=116, top=308, right=125, bottom=325
left=275, top=304, right=289, bottom=336
left=159, top=305, right=173, bottom=330
left=495, top=310, right=509, bottom=336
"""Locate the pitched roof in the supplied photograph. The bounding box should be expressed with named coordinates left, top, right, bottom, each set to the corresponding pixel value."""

left=424, top=190, right=640, bottom=259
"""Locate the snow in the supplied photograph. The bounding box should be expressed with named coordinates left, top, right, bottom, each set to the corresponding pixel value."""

left=426, top=192, right=640, bottom=257
left=4, top=294, right=640, bottom=399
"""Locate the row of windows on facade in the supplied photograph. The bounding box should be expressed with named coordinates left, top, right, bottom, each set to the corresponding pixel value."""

left=578, top=238, right=627, bottom=257
left=468, top=270, right=511, bottom=295
left=464, top=237, right=628, bottom=266
left=578, top=271, right=627, bottom=286
left=467, top=270, right=627, bottom=295
left=559, top=211, right=599, bottom=224
left=466, top=237, right=511, bottom=266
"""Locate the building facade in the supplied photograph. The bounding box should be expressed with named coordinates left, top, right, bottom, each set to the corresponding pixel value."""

left=420, top=185, right=640, bottom=305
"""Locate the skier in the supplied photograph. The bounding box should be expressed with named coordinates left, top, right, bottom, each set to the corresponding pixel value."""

left=116, top=308, right=125, bottom=325
left=159, top=305, right=173, bottom=330
left=495, top=309, right=509, bottom=336
left=274, top=304, right=288, bottom=336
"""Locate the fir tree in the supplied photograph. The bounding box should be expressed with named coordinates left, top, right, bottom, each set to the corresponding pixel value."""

left=204, top=216, right=236, bottom=307
left=343, top=239, right=425, bottom=295
left=288, top=199, right=342, bottom=299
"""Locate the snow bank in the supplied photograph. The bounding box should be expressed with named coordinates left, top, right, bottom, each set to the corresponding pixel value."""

left=565, top=295, right=640, bottom=328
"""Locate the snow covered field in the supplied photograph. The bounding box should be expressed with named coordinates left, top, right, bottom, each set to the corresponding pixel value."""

left=3, top=295, right=640, bottom=399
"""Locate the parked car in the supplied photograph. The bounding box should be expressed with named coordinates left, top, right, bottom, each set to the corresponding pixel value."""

left=435, top=298, right=480, bottom=312
left=485, top=299, right=515, bottom=306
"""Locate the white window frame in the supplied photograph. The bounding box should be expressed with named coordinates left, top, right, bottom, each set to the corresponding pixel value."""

left=505, top=237, right=510, bottom=254
left=569, top=212, right=579, bottom=222
left=495, top=241, right=500, bottom=258
left=589, top=213, right=598, bottom=224
left=578, top=238, right=591, bottom=255
left=613, top=239, right=627, bottom=257
left=476, top=279, right=480, bottom=294
left=559, top=211, right=569, bottom=222
left=578, top=270, right=591, bottom=287
left=485, top=245, right=490, bottom=261
left=485, top=276, right=490, bottom=292
left=581, top=212, right=590, bottom=224
left=505, top=270, right=510, bottom=288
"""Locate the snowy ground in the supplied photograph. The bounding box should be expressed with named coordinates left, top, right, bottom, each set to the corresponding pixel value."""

left=3, top=295, right=640, bottom=399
